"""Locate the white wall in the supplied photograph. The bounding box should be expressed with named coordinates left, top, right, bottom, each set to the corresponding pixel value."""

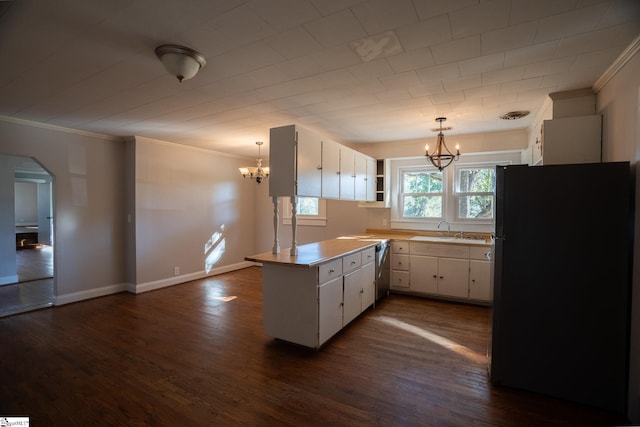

left=596, top=44, right=640, bottom=422
left=14, top=182, right=37, bottom=225
left=0, top=118, right=126, bottom=301
left=129, top=137, right=257, bottom=292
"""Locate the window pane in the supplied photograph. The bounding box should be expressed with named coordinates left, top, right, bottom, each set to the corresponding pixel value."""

left=297, top=197, right=318, bottom=215
left=458, top=195, right=493, bottom=219
left=403, top=171, right=442, bottom=193
left=458, top=168, right=495, bottom=192
left=402, top=195, right=442, bottom=218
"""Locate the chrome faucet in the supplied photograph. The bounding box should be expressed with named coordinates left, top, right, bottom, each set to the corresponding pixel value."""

left=437, top=220, right=450, bottom=238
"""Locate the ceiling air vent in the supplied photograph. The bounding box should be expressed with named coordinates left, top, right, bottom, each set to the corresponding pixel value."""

left=499, top=111, right=530, bottom=120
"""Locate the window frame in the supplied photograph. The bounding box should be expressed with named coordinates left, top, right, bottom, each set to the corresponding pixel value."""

left=453, top=163, right=496, bottom=223
left=398, top=166, right=446, bottom=220
left=282, top=196, right=327, bottom=226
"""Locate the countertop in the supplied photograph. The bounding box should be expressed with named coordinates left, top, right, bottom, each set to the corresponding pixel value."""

left=245, top=238, right=383, bottom=267
left=245, top=230, right=493, bottom=268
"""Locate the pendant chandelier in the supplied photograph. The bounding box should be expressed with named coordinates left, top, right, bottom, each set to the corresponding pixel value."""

left=425, top=117, right=460, bottom=171
left=239, top=141, right=270, bottom=184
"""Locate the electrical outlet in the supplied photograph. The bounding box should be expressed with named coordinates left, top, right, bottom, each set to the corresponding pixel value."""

left=173, top=266, right=180, bottom=276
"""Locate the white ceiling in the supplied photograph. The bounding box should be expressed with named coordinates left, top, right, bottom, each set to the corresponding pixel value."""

left=0, top=0, right=638, bottom=158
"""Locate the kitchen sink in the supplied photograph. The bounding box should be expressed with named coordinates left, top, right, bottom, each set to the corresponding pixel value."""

left=409, top=235, right=489, bottom=245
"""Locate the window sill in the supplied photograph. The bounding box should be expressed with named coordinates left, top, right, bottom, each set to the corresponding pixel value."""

left=283, top=218, right=327, bottom=227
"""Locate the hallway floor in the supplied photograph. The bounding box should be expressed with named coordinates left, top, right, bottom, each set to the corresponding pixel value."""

left=0, top=246, right=54, bottom=317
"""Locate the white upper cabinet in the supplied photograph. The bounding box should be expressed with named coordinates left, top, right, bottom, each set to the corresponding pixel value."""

left=366, top=157, right=376, bottom=202
left=269, top=124, right=321, bottom=197
left=296, top=126, right=322, bottom=197
left=339, top=147, right=355, bottom=200
left=321, top=139, right=340, bottom=199
left=354, top=153, right=368, bottom=201
left=270, top=124, right=375, bottom=201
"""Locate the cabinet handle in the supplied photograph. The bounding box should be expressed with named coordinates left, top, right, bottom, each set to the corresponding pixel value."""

left=439, top=276, right=444, bottom=279
left=360, top=289, right=364, bottom=294
left=433, top=275, right=437, bottom=278
left=351, top=261, right=356, bottom=265
left=317, top=166, right=322, bottom=170
left=329, top=269, right=334, bottom=273
left=472, top=279, right=475, bottom=283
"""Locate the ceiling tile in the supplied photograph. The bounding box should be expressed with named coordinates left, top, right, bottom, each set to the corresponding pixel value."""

left=504, top=40, right=559, bottom=67
left=303, top=9, right=367, bottom=47
left=431, top=36, right=481, bottom=64
left=395, top=15, right=452, bottom=51
left=458, top=52, right=505, bottom=76
left=523, top=57, right=576, bottom=79
left=413, top=0, right=479, bottom=21
left=350, top=0, right=419, bottom=35
left=386, top=48, right=436, bottom=73
left=264, top=27, right=324, bottom=59
left=416, top=63, right=461, bottom=83
left=481, top=21, right=538, bottom=55
left=509, top=0, right=579, bottom=25
left=534, top=2, right=611, bottom=43
left=248, top=0, right=320, bottom=32
left=448, top=0, right=511, bottom=39
left=482, top=66, right=526, bottom=85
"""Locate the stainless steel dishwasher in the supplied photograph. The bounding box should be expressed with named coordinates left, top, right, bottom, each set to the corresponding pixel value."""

left=374, top=240, right=390, bottom=301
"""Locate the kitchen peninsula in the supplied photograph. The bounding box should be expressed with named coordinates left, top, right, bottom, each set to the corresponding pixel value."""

left=246, top=238, right=381, bottom=349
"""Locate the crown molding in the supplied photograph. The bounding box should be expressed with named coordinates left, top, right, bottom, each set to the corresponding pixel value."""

left=0, top=115, right=121, bottom=142
left=593, top=33, right=640, bottom=93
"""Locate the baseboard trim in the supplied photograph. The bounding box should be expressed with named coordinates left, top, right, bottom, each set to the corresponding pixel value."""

left=0, top=275, right=19, bottom=286
left=55, top=283, right=128, bottom=306
left=131, top=261, right=257, bottom=294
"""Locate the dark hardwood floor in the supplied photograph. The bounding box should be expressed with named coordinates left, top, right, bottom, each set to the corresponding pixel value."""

left=0, top=266, right=629, bottom=426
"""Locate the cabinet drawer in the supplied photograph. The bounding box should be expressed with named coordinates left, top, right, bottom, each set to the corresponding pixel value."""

left=361, top=247, right=375, bottom=265
left=410, top=242, right=469, bottom=259
left=343, top=252, right=362, bottom=273
left=392, top=241, right=409, bottom=254
left=391, top=254, right=409, bottom=271
left=391, top=270, right=410, bottom=288
left=319, top=259, right=342, bottom=284
left=469, top=246, right=493, bottom=261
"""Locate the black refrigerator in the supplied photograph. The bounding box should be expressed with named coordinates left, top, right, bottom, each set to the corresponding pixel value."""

left=490, top=162, right=632, bottom=415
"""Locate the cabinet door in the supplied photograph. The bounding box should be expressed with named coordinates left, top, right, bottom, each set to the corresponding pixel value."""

left=343, top=269, right=362, bottom=326
left=409, top=255, right=438, bottom=294
left=437, top=258, right=469, bottom=298
left=469, top=260, right=492, bottom=301
left=354, top=154, right=368, bottom=201
left=296, top=126, right=322, bottom=197
left=361, top=261, right=375, bottom=311
left=366, top=157, right=376, bottom=202
left=339, top=147, right=355, bottom=200
left=321, top=139, right=340, bottom=199
left=318, top=276, right=344, bottom=345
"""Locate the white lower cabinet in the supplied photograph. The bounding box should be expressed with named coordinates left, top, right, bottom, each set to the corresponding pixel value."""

left=343, top=269, right=363, bottom=326
left=318, top=276, right=343, bottom=345
left=361, top=260, right=375, bottom=311
left=408, top=255, right=438, bottom=294
left=469, top=260, right=491, bottom=301
left=391, top=240, right=493, bottom=304
left=263, top=245, right=377, bottom=349
left=436, top=257, right=470, bottom=298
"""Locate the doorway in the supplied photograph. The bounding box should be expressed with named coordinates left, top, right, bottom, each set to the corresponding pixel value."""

left=0, top=155, right=54, bottom=317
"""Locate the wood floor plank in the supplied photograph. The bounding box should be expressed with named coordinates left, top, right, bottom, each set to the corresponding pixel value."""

left=0, top=266, right=629, bottom=426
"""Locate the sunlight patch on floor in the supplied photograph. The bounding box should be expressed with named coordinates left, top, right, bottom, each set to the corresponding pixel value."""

left=374, top=315, right=486, bottom=364
left=211, top=295, right=237, bottom=302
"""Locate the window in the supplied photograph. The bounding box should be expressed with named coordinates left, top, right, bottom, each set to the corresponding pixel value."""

left=400, top=169, right=444, bottom=219
left=282, top=196, right=327, bottom=226
left=455, top=166, right=495, bottom=220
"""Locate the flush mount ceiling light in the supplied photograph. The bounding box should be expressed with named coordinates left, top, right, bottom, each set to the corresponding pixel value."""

left=239, top=141, right=270, bottom=184
left=425, top=117, right=460, bottom=171
left=499, top=110, right=530, bottom=120
left=155, top=44, right=206, bottom=82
